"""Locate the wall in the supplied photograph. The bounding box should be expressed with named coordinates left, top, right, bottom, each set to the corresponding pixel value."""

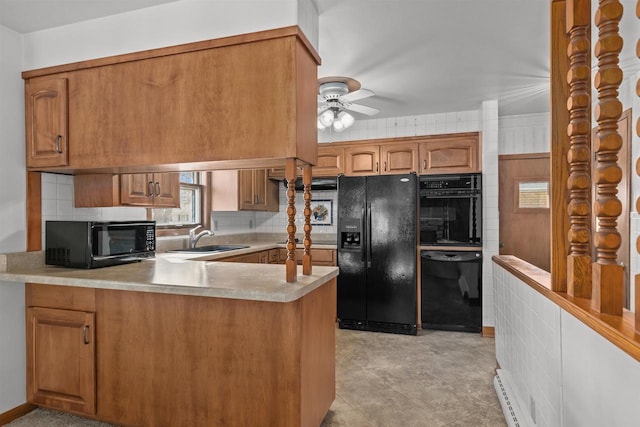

left=22, top=0, right=315, bottom=70
left=0, top=23, right=26, bottom=414
left=494, top=262, right=640, bottom=427
left=212, top=183, right=337, bottom=238
left=40, top=173, right=147, bottom=246
left=498, top=112, right=550, bottom=155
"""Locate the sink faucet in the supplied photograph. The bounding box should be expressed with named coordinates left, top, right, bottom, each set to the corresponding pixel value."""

left=189, top=225, right=214, bottom=248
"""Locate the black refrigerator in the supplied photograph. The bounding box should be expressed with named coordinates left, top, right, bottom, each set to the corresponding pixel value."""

left=337, top=173, right=417, bottom=335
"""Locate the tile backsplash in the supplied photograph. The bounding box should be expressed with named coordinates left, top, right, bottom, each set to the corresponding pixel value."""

left=212, top=182, right=338, bottom=238
left=41, top=173, right=147, bottom=246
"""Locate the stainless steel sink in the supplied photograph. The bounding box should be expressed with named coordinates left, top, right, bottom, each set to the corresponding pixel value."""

left=167, top=244, right=249, bottom=253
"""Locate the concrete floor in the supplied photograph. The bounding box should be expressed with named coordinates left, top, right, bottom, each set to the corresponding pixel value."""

left=8, top=328, right=505, bottom=427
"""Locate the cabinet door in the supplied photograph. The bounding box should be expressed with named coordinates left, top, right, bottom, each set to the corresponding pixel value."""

left=314, top=146, right=345, bottom=176
left=27, top=307, right=96, bottom=415
left=238, top=170, right=257, bottom=210
left=381, top=143, right=419, bottom=174
left=419, top=135, right=479, bottom=174
left=120, top=173, right=154, bottom=205
left=344, top=145, right=380, bottom=176
left=25, top=78, right=68, bottom=168
left=120, top=173, right=180, bottom=207
left=152, top=173, right=180, bottom=207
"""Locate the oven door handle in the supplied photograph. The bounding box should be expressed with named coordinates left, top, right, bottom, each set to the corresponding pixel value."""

left=366, top=203, right=372, bottom=268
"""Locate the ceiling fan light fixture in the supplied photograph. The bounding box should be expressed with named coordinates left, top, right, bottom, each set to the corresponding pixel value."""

left=337, top=111, right=355, bottom=128
left=332, top=119, right=345, bottom=132
left=319, top=109, right=335, bottom=127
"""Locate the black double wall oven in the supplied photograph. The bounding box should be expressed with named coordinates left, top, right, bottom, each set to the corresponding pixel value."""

left=419, top=173, right=483, bottom=332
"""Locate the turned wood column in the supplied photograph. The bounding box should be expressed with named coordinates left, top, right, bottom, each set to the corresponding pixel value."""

left=285, top=159, right=298, bottom=283
left=592, top=0, right=624, bottom=315
left=302, top=164, right=312, bottom=276
left=566, top=0, right=592, bottom=297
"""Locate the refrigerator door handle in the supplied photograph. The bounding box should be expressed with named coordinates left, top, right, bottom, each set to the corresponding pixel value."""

left=361, top=207, right=366, bottom=263
left=366, top=203, right=372, bottom=268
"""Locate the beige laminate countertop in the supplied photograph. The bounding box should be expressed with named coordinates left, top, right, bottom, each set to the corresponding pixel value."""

left=0, top=243, right=338, bottom=303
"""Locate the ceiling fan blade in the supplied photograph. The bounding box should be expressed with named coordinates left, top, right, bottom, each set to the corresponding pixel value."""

left=345, top=103, right=380, bottom=116
left=341, top=88, right=375, bottom=102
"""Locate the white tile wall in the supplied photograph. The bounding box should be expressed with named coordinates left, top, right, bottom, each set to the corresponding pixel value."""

left=499, top=112, right=550, bottom=155
left=318, top=110, right=480, bottom=143
left=494, top=265, right=563, bottom=427
left=212, top=183, right=338, bottom=239
left=482, top=100, right=500, bottom=328
left=41, top=173, right=147, bottom=246
left=495, top=260, right=640, bottom=427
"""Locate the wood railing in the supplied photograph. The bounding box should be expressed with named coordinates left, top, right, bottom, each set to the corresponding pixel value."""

left=553, top=0, right=637, bottom=325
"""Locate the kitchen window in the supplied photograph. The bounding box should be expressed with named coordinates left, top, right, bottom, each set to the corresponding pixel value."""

left=150, top=172, right=210, bottom=234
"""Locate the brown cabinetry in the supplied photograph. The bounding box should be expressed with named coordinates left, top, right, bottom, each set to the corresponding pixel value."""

left=419, top=134, right=479, bottom=174
left=344, top=143, right=418, bottom=176
left=120, top=173, right=180, bottom=207
left=278, top=248, right=336, bottom=266
left=73, top=172, right=180, bottom=208
left=268, top=145, right=345, bottom=178
left=211, top=169, right=278, bottom=212
left=23, top=28, right=319, bottom=174
left=26, top=284, right=96, bottom=416
left=25, top=77, right=68, bottom=168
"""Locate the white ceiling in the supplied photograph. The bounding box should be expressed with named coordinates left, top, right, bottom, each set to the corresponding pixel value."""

left=0, top=0, right=551, bottom=119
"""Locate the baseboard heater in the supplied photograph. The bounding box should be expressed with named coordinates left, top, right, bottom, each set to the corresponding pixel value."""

left=494, top=369, right=533, bottom=427
left=338, top=319, right=417, bottom=336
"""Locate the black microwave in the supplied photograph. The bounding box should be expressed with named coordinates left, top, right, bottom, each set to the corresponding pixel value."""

left=45, top=220, right=156, bottom=269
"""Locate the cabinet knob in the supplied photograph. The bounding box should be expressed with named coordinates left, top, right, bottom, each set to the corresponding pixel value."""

left=54, top=135, right=63, bottom=154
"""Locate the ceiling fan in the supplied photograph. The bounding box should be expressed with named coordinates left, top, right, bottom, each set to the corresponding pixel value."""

left=317, top=76, right=379, bottom=132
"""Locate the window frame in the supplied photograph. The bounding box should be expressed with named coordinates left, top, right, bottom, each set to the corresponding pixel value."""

left=148, top=171, right=211, bottom=237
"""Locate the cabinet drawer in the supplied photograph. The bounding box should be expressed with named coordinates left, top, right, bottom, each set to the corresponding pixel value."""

left=26, top=283, right=96, bottom=311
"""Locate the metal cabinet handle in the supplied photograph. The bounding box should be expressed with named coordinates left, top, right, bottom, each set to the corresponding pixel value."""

left=423, top=160, right=427, bottom=170
left=54, top=135, right=63, bottom=153
left=155, top=182, right=161, bottom=197
left=82, top=325, right=90, bottom=345
left=147, top=181, right=154, bottom=197
left=375, top=162, right=379, bottom=172
left=384, top=161, right=387, bottom=172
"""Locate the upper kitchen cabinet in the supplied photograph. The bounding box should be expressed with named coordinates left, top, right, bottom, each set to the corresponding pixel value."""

left=344, top=142, right=418, bottom=176
left=119, top=173, right=180, bottom=207
left=73, top=172, right=180, bottom=207
left=22, top=26, right=320, bottom=174
left=25, top=77, right=68, bottom=168
left=419, top=133, right=480, bottom=174
left=211, top=169, right=278, bottom=212
left=268, top=145, right=345, bottom=178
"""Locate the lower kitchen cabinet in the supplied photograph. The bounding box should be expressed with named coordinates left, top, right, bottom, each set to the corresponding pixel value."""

left=278, top=248, right=336, bottom=266
left=27, top=306, right=96, bottom=415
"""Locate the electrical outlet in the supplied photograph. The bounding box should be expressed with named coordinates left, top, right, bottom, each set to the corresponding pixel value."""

left=530, top=396, right=536, bottom=424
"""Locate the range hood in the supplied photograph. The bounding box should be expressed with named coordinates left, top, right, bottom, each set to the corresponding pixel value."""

left=284, top=177, right=338, bottom=191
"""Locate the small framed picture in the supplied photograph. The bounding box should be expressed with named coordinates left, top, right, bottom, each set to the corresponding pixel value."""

left=310, top=199, right=333, bottom=226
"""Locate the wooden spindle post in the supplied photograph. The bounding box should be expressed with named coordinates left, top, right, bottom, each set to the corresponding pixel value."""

left=566, top=0, right=592, bottom=297
left=302, top=164, right=312, bottom=275
left=285, top=159, right=297, bottom=283
left=592, top=0, right=624, bottom=315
